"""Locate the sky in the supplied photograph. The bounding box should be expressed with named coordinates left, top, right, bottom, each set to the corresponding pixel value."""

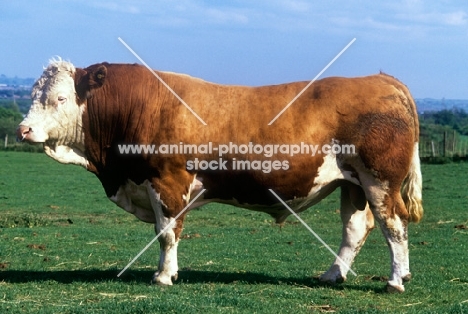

left=1, top=0, right=467, bottom=99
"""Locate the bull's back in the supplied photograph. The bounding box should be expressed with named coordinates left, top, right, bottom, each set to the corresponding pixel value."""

left=164, top=73, right=417, bottom=144
left=88, top=65, right=417, bottom=146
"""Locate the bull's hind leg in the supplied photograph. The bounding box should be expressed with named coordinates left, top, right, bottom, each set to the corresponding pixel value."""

left=147, top=184, right=181, bottom=286
left=320, top=185, right=374, bottom=284
left=365, top=183, right=411, bottom=293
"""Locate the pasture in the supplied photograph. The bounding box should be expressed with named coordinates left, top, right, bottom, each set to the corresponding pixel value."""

left=0, top=152, right=467, bottom=313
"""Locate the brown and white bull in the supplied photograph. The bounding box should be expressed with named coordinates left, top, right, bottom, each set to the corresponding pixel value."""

left=17, top=59, right=423, bottom=292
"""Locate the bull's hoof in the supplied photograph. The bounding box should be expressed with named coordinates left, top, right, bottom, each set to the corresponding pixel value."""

left=151, top=277, right=173, bottom=286
left=386, top=282, right=405, bottom=293
left=151, top=272, right=175, bottom=286
left=402, top=273, right=412, bottom=282
left=320, top=275, right=346, bottom=284
left=319, top=264, right=347, bottom=285
left=319, top=272, right=347, bottom=285
left=335, top=275, right=346, bottom=284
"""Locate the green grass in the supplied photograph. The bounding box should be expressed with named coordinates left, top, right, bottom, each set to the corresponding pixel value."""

left=0, top=152, right=467, bottom=313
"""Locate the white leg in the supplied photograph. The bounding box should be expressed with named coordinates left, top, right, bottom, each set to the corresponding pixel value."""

left=365, top=185, right=411, bottom=293
left=375, top=212, right=411, bottom=292
left=152, top=223, right=179, bottom=285
left=320, top=185, right=374, bottom=284
left=147, top=184, right=179, bottom=286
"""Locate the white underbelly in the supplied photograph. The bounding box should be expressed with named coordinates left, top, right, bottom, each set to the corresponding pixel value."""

left=109, top=180, right=157, bottom=223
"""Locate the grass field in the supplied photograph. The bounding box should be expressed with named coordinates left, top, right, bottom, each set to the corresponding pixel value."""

left=0, top=152, right=467, bottom=313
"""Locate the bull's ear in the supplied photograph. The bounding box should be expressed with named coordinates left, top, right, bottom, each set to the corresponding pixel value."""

left=75, top=64, right=107, bottom=101
left=88, top=65, right=107, bottom=88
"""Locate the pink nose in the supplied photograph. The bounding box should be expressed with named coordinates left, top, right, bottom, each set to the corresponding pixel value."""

left=17, top=125, right=32, bottom=142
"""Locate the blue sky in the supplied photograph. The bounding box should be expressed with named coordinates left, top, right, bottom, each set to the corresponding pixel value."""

left=1, top=0, right=467, bottom=98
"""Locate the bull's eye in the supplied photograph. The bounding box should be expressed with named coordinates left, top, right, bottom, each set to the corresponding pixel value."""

left=57, top=96, right=67, bottom=104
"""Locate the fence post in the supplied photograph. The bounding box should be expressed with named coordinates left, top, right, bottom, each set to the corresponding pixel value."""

left=443, top=131, right=447, bottom=157
left=453, top=130, right=456, bottom=156
left=431, top=141, right=435, bottom=157
left=4, top=134, right=7, bottom=149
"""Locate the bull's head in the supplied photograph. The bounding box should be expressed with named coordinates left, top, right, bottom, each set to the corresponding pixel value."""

left=17, top=58, right=106, bottom=166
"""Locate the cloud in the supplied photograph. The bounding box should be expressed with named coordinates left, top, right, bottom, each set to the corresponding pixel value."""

left=275, top=0, right=311, bottom=13
left=204, top=8, right=249, bottom=24
left=437, top=11, right=467, bottom=26
left=88, top=1, right=140, bottom=14
left=330, top=16, right=402, bottom=31
left=397, top=10, right=467, bottom=26
left=134, top=0, right=251, bottom=28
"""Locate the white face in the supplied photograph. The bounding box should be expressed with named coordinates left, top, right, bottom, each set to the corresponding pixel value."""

left=18, top=60, right=89, bottom=167
left=19, top=60, right=84, bottom=145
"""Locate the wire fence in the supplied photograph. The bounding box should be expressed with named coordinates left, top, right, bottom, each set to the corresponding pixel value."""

left=419, top=130, right=468, bottom=162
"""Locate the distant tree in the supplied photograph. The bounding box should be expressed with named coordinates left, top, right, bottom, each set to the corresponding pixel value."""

left=453, top=108, right=468, bottom=119
left=1, top=100, right=21, bottom=113
left=0, top=89, right=14, bottom=98
left=0, top=107, right=23, bottom=139
left=433, top=109, right=456, bottom=127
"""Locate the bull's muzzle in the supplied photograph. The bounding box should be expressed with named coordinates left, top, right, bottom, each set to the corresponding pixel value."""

left=16, top=125, right=32, bottom=142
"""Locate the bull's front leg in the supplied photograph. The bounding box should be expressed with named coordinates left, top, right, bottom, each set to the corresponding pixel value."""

left=152, top=219, right=180, bottom=286
left=147, top=184, right=181, bottom=286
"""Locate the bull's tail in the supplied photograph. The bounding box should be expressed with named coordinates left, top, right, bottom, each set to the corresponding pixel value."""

left=401, top=142, right=424, bottom=222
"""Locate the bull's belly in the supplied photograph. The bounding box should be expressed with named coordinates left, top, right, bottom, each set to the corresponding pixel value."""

left=192, top=154, right=361, bottom=222
left=108, top=154, right=362, bottom=224
left=192, top=178, right=343, bottom=223
left=109, top=178, right=341, bottom=224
